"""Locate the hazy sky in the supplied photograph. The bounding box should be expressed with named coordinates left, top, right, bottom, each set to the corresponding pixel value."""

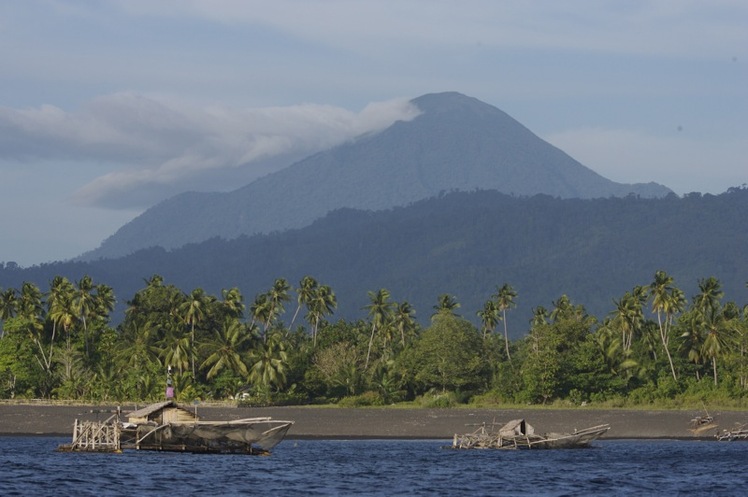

left=1, top=1, right=746, bottom=267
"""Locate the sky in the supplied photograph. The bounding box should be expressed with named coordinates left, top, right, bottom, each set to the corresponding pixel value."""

left=1, top=1, right=746, bottom=267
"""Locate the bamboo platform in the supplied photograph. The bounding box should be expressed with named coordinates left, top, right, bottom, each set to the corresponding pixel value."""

left=57, top=415, right=122, bottom=453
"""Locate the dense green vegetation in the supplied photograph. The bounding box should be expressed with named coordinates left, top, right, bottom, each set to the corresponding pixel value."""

left=1, top=271, right=747, bottom=408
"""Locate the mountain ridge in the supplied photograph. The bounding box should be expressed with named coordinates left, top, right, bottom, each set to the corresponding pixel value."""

left=81, top=92, right=671, bottom=261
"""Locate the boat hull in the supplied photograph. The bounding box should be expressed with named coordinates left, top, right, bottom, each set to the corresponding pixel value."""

left=129, top=419, right=294, bottom=454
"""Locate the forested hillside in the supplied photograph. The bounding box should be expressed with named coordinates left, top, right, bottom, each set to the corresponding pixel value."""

left=2, top=187, right=746, bottom=335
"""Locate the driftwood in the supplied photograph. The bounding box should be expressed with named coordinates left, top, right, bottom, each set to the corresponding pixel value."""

left=717, top=423, right=748, bottom=441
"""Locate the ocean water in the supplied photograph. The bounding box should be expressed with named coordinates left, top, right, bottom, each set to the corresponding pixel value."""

left=0, top=437, right=745, bottom=496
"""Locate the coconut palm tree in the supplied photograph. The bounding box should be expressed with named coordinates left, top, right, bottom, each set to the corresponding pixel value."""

left=306, top=284, right=337, bottom=347
left=73, top=276, right=97, bottom=355
left=694, top=277, right=724, bottom=316
left=494, top=283, right=517, bottom=361
left=610, top=289, right=645, bottom=353
left=93, top=284, right=116, bottom=325
left=0, top=287, right=18, bottom=337
left=364, top=289, right=393, bottom=369
left=266, top=278, right=291, bottom=330
left=47, top=277, right=76, bottom=374
left=648, top=270, right=685, bottom=381
left=290, top=276, right=317, bottom=329
left=179, top=288, right=207, bottom=378
left=221, top=287, right=245, bottom=319
left=392, top=301, right=417, bottom=348
left=116, top=320, right=161, bottom=372
left=431, top=294, right=460, bottom=318
left=248, top=331, right=289, bottom=395
left=530, top=306, right=549, bottom=330
left=200, top=318, right=251, bottom=380
left=477, top=299, right=500, bottom=339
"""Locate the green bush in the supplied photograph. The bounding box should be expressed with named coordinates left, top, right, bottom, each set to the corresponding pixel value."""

left=337, top=391, right=385, bottom=407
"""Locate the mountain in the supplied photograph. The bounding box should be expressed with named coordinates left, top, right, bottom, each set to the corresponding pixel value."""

left=6, top=188, right=746, bottom=336
left=80, top=92, right=671, bottom=261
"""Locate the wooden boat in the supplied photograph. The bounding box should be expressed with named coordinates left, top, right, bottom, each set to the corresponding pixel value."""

left=688, top=405, right=718, bottom=435
left=450, top=419, right=610, bottom=450
left=59, top=400, right=293, bottom=455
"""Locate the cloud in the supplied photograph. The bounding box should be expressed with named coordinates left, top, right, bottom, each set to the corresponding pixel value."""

left=0, top=94, right=420, bottom=209
left=112, top=0, right=748, bottom=59
left=544, top=127, right=748, bottom=195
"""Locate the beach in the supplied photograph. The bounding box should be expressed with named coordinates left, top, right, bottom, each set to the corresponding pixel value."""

left=1, top=402, right=744, bottom=439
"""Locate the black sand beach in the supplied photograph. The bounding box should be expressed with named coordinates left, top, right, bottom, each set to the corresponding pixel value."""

left=1, top=403, right=745, bottom=439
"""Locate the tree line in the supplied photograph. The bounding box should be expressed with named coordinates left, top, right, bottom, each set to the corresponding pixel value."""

left=1, top=270, right=747, bottom=407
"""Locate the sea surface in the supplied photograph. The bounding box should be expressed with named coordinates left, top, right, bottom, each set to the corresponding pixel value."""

left=0, top=437, right=745, bottom=496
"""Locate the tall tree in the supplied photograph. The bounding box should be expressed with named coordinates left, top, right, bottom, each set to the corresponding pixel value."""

left=494, top=283, right=517, bottom=361
left=73, top=276, right=96, bottom=355
left=364, top=289, right=393, bottom=369
left=47, top=276, right=76, bottom=376
left=610, top=288, right=646, bottom=353
left=392, top=301, right=417, bottom=348
left=648, top=270, right=685, bottom=382
left=200, top=318, right=250, bottom=380
left=432, top=294, right=460, bottom=318
left=0, top=287, right=18, bottom=337
left=290, top=276, right=317, bottom=329
left=306, top=284, right=337, bottom=347
left=266, top=278, right=291, bottom=331
left=477, top=299, right=500, bottom=339
left=248, top=331, right=289, bottom=395
left=221, top=287, right=245, bottom=319
left=179, top=288, right=207, bottom=378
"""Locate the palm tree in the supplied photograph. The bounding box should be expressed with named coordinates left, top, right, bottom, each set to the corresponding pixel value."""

left=116, top=320, right=161, bottom=372
left=694, top=277, right=724, bottom=316
left=431, top=294, right=460, bottom=318
left=679, top=309, right=707, bottom=379
left=306, top=284, right=337, bottom=347
left=179, top=288, right=207, bottom=378
left=494, top=283, right=517, bottom=361
left=200, top=318, right=251, bottom=380
left=610, top=289, right=645, bottom=352
left=648, top=270, right=684, bottom=381
left=73, top=275, right=96, bottom=355
left=477, top=299, right=500, bottom=339
left=249, top=293, right=272, bottom=333
left=221, top=287, right=245, bottom=319
left=0, top=287, right=18, bottom=337
left=94, top=284, right=116, bottom=325
left=549, top=295, right=573, bottom=322
left=290, top=276, right=317, bottom=329
left=530, top=306, right=548, bottom=330
left=690, top=278, right=733, bottom=386
left=18, top=282, right=44, bottom=320
left=248, top=331, right=289, bottom=394
left=266, top=278, right=291, bottom=331
left=701, top=309, right=734, bottom=386
left=47, top=276, right=76, bottom=373
left=159, top=331, right=191, bottom=375
left=392, top=301, right=417, bottom=348
left=364, top=289, right=393, bottom=369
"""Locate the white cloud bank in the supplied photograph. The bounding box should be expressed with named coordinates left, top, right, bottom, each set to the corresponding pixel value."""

left=0, top=94, right=420, bottom=209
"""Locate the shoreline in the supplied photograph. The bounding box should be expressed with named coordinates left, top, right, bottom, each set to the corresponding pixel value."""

left=2, top=403, right=745, bottom=439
